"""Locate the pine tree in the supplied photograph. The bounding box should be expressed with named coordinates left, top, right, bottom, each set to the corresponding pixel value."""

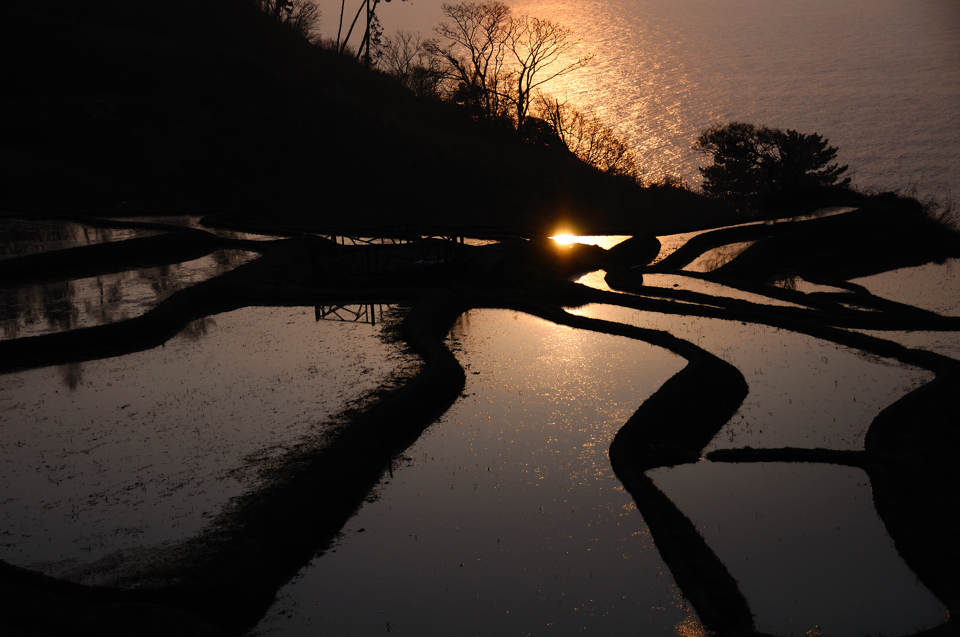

left=694, top=122, right=850, bottom=210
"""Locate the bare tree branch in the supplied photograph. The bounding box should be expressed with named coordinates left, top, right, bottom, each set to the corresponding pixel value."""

left=426, top=2, right=590, bottom=126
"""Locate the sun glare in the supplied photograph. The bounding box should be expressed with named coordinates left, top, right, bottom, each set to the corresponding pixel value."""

left=551, top=234, right=578, bottom=245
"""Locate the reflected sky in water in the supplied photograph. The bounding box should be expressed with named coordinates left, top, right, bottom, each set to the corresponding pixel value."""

left=651, top=208, right=856, bottom=265
left=106, top=215, right=286, bottom=242
left=639, top=273, right=804, bottom=308
left=650, top=462, right=945, bottom=635
left=0, top=250, right=259, bottom=340
left=0, top=220, right=954, bottom=634
left=0, top=219, right=162, bottom=261
left=567, top=304, right=931, bottom=450
left=682, top=240, right=755, bottom=272
left=573, top=269, right=613, bottom=292
left=851, top=258, right=960, bottom=317
left=857, top=329, right=960, bottom=362
left=0, top=307, right=415, bottom=576
left=573, top=269, right=805, bottom=309
left=255, top=309, right=695, bottom=636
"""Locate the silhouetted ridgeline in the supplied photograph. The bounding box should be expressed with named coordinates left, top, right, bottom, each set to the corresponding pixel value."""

left=1, top=0, right=736, bottom=235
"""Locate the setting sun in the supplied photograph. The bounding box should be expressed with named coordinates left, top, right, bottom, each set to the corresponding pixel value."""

left=551, top=233, right=578, bottom=245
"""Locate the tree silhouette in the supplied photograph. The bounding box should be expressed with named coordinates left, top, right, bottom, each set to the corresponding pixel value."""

left=377, top=31, right=445, bottom=97
left=338, top=0, right=406, bottom=66
left=534, top=95, right=638, bottom=177
left=507, top=14, right=592, bottom=128
left=694, top=122, right=850, bottom=209
left=425, top=2, right=515, bottom=121
left=257, top=0, right=321, bottom=39
left=425, top=2, right=591, bottom=128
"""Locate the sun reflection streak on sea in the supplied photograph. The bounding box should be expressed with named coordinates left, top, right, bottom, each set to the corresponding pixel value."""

left=502, top=0, right=960, bottom=195
left=509, top=0, right=710, bottom=184
left=323, top=0, right=959, bottom=195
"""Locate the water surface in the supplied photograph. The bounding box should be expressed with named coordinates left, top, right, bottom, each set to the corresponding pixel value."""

left=345, top=0, right=959, bottom=197
left=0, top=306, right=415, bottom=578
left=566, top=303, right=932, bottom=451
left=0, top=250, right=259, bottom=340
left=0, top=219, right=162, bottom=260
left=851, top=258, right=960, bottom=316
left=254, top=309, right=696, bottom=636
left=650, top=462, right=946, bottom=636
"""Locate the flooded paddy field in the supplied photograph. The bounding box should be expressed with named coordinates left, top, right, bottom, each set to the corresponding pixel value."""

left=0, top=305, right=415, bottom=580
left=650, top=462, right=944, bottom=636
left=569, top=304, right=932, bottom=451
left=0, top=211, right=958, bottom=637
left=0, top=219, right=164, bottom=261
left=254, top=310, right=693, bottom=636
left=0, top=251, right=259, bottom=340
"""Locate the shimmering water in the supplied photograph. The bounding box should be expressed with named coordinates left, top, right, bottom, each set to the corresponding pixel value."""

left=253, top=306, right=946, bottom=636
left=331, top=0, right=960, bottom=197
left=567, top=303, right=932, bottom=451
left=1, top=218, right=954, bottom=635
left=254, top=310, right=695, bottom=636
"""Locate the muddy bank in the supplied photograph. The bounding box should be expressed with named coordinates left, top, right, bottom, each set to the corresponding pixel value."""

left=0, top=560, right=222, bottom=637
left=606, top=344, right=754, bottom=633
left=713, top=204, right=960, bottom=283
left=866, top=374, right=960, bottom=620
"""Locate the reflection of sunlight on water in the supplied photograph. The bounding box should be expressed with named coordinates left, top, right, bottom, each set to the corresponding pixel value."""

left=256, top=309, right=696, bottom=637
left=325, top=0, right=959, bottom=195
left=463, top=237, right=500, bottom=246
left=572, top=269, right=805, bottom=309
left=550, top=234, right=630, bottom=249
left=649, top=463, right=946, bottom=636
left=652, top=208, right=856, bottom=265
left=653, top=229, right=710, bottom=264
left=567, top=303, right=932, bottom=450
left=0, top=307, right=413, bottom=572
left=573, top=269, right=613, bottom=291
left=682, top=240, right=755, bottom=272
left=509, top=0, right=705, bottom=184
left=504, top=0, right=958, bottom=196
left=641, top=274, right=803, bottom=308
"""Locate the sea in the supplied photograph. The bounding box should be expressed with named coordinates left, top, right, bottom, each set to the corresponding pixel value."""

left=321, top=0, right=960, bottom=199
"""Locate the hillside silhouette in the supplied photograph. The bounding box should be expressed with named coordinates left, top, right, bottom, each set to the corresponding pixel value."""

left=3, top=0, right=742, bottom=235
